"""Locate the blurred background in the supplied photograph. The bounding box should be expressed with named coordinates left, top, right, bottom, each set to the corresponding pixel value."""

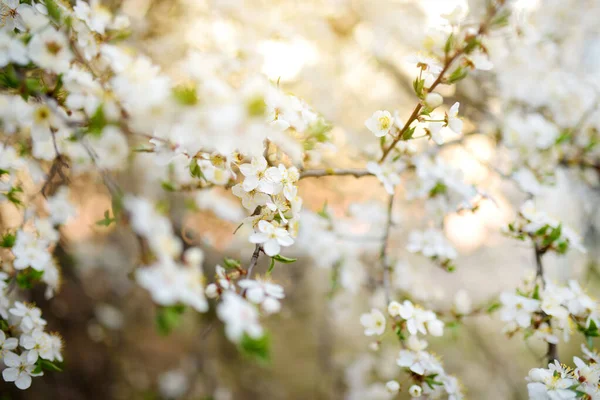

left=2, top=0, right=600, bottom=399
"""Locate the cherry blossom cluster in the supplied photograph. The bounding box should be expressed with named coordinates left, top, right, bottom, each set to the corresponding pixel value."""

left=499, top=276, right=599, bottom=346
left=527, top=346, right=600, bottom=400
left=233, top=156, right=301, bottom=257
left=359, top=300, right=462, bottom=399
left=0, top=291, right=63, bottom=390
left=506, top=200, right=586, bottom=255
left=489, top=0, right=600, bottom=192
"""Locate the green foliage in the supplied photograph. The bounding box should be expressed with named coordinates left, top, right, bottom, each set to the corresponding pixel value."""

left=189, top=160, right=204, bottom=179
left=578, top=318, right=599, bottom=339
left=0, top=232, right=16, bottom=248
left=6, top=186, right=24, bottom=206
left=95, top=210, right=116, bottom=227
left=446, top=66, right=468, bottom=84
left=541, top=224, right=562, bottom=248
left=223, top=257, right=241, bottom=270
left=0, top=65, right=20, bottom=89
left=424, top=374, right=443, bottom=390
left=239, top=332, right=270, bottom=364
left=444, top=33, right=454, bottom=54
left=161, top=181, right=176, bottom=192
left=267, top=254, right=297, bottom=276
left=32, top=358, right=64, bottom=374
left=412, top=77, right=425, bottom=98
left=87, top=105, right=107, bottom=136
left=429, top=182, right=447, bottom=197
left=44, top=0, right=62, bottom=24
left=16, top=268, right=45, bottom=290
left=402, top=125, right=416, bottom=140
left=155, top=305, right=186, bottom=336
left=486, top=300, right=501, bottom=314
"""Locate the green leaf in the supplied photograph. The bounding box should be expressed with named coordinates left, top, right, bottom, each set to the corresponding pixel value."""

left=267, top=257, right=275, bottom=276
left=486, top=301, right=501, bottom=314
left=16, top=268, right=45, bottom=289
left=44, top=0, right=62, bottom=24
left=0, top=64, right=20, bottom=89
left=272, top=254, right=297, bottom=264
left=189, top=160, right=204, bottom=179
left=412, top=77, right=425, bottom=98
left=542, top=224, right=562, bottom=247
left=0, top=232, right=16, bottom=248
left=317, top=201, right=329, bottom=219
left=532, top=284, right=540, bottom=300
left=402, top=126, right=416, bottom=140
left=7, top=186, right=23, bottom=206
left=25, top=77, right=44, bottom=95
left=446, top=66, right=468, bottom=84
left=161, top=181, right=176, bottom=192
left=111, top=191, right=124, bottom=218
left=40, top=359, right=63, bottom=372
left=555, top=129, right=571, bottom=145
left=429, top=182, right=447, bottom=197
left=585, top=319, right=599, bottom=338
left=223, top=258, right=241, bottom=270
left=444, top=33, right=454, bottom=54
left=239, top=332, right=270, bottom=364
left=95, top=210, right=116, bottom=227
left=87, top=105, right=107, bottom=136
left=155, top=305, right=186, bottom=336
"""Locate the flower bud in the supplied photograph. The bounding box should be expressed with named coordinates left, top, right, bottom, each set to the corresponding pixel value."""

left=205, top=283, right=219, bottom=299
left=425, top=92, right=443, bottom=109
left=386, top=380, right=400, bottom=394
left=409, top=385, right=423, bottom=397
left=453, top=289, right=472, bottom=315
left=184, top=247, right=204, bottom=267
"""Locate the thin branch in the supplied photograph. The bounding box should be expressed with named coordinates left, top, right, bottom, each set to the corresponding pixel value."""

left=378, top=5, right=503, bottom=163
left=299, top=168, right=373, bottom=179
left=246, top=244, right=262, bottom=279
left=533, top=242, right=558, bottom=364
left=380, top=194, right=395, bottom=305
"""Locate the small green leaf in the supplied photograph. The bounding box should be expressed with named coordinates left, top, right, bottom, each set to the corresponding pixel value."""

left=95, top=210, right=116, bottom=227
left=239, top=332, right=270, bottom=364
left=0, top=232, right=16, bottom=248
left=189, top=160, right=204, bottom=179
left=532, top=284, right=540, bottom=300
left=272, top=254, right=297, bottom=264
left=44, top=0, right=62, bottom=24
left=87, top=105, right=107, bottom=136
left=0, top=64, right=20, bottom=89
left=40, top=359, right=63, bottom=372
left=223, top=258, right=241, bottom=270
left=161, top=181, right=176, bottom=192
left=486, top=301, right=501, bottom=314
left=155, top=305, right=186, bottom=336
left=16, top=268, right=45, bottom=289
left=267, top=257, right=275, bottom=276
left=446, top=66, right=468, bottom=84
left=444, top=33, right=454, bottom=54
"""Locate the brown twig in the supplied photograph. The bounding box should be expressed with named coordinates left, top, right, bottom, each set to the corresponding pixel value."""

left=380, top=194, right=395, bottom=305
left=299, top=168, right=373, bottom=179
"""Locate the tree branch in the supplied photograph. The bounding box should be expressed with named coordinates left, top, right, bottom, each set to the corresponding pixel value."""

left=246, top=244, right=262, bottom=279
left=534, top=243, right=558, bottom=364
left=380, top=194, right=395, bottom=305
left=299, top=168, right=373, bottom=179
